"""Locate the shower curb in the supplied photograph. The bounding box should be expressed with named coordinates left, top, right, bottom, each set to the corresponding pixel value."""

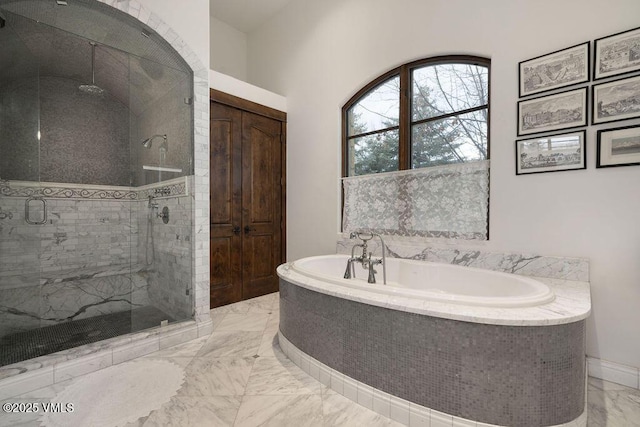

left=0, top=318, right=212, bottom=400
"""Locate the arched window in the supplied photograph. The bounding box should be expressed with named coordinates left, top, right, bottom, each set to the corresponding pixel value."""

left=341, top=56, right=491, bottom=240
left=343, top=56, right=490, bottom=176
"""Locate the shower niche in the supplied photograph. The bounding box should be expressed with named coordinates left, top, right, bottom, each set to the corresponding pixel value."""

left=0, top=0, right=194, bottom=366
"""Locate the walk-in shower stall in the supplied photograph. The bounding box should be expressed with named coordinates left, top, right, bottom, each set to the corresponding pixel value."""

left=0, top=0, right=194, bottom=366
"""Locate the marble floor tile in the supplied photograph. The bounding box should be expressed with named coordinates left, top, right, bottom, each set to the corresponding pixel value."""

left=178, top=356, right=255, bottom=396
left=587, top=379, right=640, bottom=427
left=234, top=394, right=324, bottom=427
left=142, top=356, right=194, bottom=369
left=265, top=312, right=280, bottom=330
left=244, top=353, right=322, bottom=395
left=0, top=396, right=49, bottom=426
left=141, top=396, right=242, bottom=427
left=4, top=292, right=640, bottom=427
left=145, top=335, right=208, bottom=358
left=216, top=313, right=270, bottom=332
left=225, top=294, right=277, bottom=315
left=211, top=304, right=232, bottom=315
left=322, top=389, right=404, bottom=426
left=39, top=358, right=184, bottom=427
left=196, top=331, right=263, bottom=358
left=257, top=329, right=280, bottom=358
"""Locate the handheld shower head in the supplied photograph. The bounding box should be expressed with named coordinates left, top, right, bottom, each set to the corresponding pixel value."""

left=141, top=134, right=167, bottom=149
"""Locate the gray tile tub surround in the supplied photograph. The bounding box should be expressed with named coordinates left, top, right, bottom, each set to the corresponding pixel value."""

left=279, top=280, right=587, bottom=427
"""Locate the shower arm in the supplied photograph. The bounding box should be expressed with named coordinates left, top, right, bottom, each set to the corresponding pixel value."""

left=91, top=43, right=96, bottom=85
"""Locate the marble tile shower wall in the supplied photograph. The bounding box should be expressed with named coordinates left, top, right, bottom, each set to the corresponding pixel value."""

left=0, top=184, right=143, bottom=336
left=0, top=178, right=193, bottom=336
left=136, top=188, right=192, bottom=320
left=0, top=193, right=138, bottom=280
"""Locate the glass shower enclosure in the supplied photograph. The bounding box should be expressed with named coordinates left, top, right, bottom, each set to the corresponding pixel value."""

left=0, top=0, right=194, bottom=366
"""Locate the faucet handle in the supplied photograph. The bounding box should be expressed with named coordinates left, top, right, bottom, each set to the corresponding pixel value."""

left=350, top=230, right=374, bottom=242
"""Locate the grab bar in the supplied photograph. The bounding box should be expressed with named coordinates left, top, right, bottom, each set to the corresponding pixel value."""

left=25, top=196, right=47, bottom=225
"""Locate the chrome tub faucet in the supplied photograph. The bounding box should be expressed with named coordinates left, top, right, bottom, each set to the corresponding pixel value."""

left=344, top=231, right=387, bottom=284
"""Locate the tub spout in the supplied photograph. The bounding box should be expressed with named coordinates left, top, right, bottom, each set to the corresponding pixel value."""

left=344, top=259, right=353, bottom=279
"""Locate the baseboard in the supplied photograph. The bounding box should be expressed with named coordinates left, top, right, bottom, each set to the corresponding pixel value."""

left=587, top=357, right=640, bottom=389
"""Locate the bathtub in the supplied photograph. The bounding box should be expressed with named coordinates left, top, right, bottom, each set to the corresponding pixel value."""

left=276, top=253, right=591, bottom=427
left=290, top=254, right=555, bottom=308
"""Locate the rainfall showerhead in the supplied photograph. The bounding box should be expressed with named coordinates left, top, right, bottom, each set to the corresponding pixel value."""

left=79, top=42, right=105, bottom=96
left=141, top=134, right=167, bottom=149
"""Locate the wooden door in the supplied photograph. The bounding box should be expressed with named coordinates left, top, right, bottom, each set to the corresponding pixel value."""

left=210, top=99, right=284, bottom=308
left=241, top=112, right=282, bottom=299
left=210, top=102, right=243, bottom=307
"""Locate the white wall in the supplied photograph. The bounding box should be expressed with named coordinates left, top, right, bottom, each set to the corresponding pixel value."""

left=210, top=70, right=286, bottom=112
left=246, top=0, right=640, bottom=371
left=137, top=0, right=209, bottom=70
left=210, top=16, right=248, bottom=81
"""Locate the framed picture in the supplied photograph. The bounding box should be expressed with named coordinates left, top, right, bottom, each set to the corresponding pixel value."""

left=594, top=26, right=640, bottom=80
left=517, top=87, right=588, bottom=136
left=597, top=124, right=640, bottom=168
left=516, top=130, right=586, bottom=175
left=519, top=42, right=590, bottom=97
left=592, top=75, right=640, bottom=124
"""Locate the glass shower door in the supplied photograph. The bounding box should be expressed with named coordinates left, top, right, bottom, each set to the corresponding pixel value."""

left=129, top=54, right=194, bottom=329
left=0, top=8, right=42, bottom=366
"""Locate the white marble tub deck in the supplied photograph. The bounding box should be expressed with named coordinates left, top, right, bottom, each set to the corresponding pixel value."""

left=277, top=262, right=591, bottom=327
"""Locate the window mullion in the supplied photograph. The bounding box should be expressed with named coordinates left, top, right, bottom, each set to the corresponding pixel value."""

left=398, top=65, right=410, bottom=171
left=398, top=65, right=411, bottom=235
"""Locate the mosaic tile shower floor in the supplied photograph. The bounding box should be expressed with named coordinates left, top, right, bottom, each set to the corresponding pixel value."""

left=0, top=292, right=638, bottom=426
left=0, top=306, right=174, bottom=366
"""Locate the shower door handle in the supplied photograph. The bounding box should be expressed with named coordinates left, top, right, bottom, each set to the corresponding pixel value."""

left=25, top=197, right=47, bottom=225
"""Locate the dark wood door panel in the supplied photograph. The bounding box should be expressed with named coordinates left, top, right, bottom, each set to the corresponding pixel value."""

left=246, top=234, right=275, bottom=279
left=210, top=97, right=285, bottom=308
left=210, top=102, right=243, bottom=308
left=241, top=111, right=282, bottom=299
left=245, top=125, right=274, bottom=224
left=210, top=119, right=232, bottom=224
left=209, top=237, right=242, bottom=307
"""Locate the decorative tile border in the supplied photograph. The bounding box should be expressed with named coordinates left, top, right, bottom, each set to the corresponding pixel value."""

left=137, top=179, right=188, bottom=200
left=0, top=180, right=136, bottom=200
left=0, top=177, right=187, bottom=201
